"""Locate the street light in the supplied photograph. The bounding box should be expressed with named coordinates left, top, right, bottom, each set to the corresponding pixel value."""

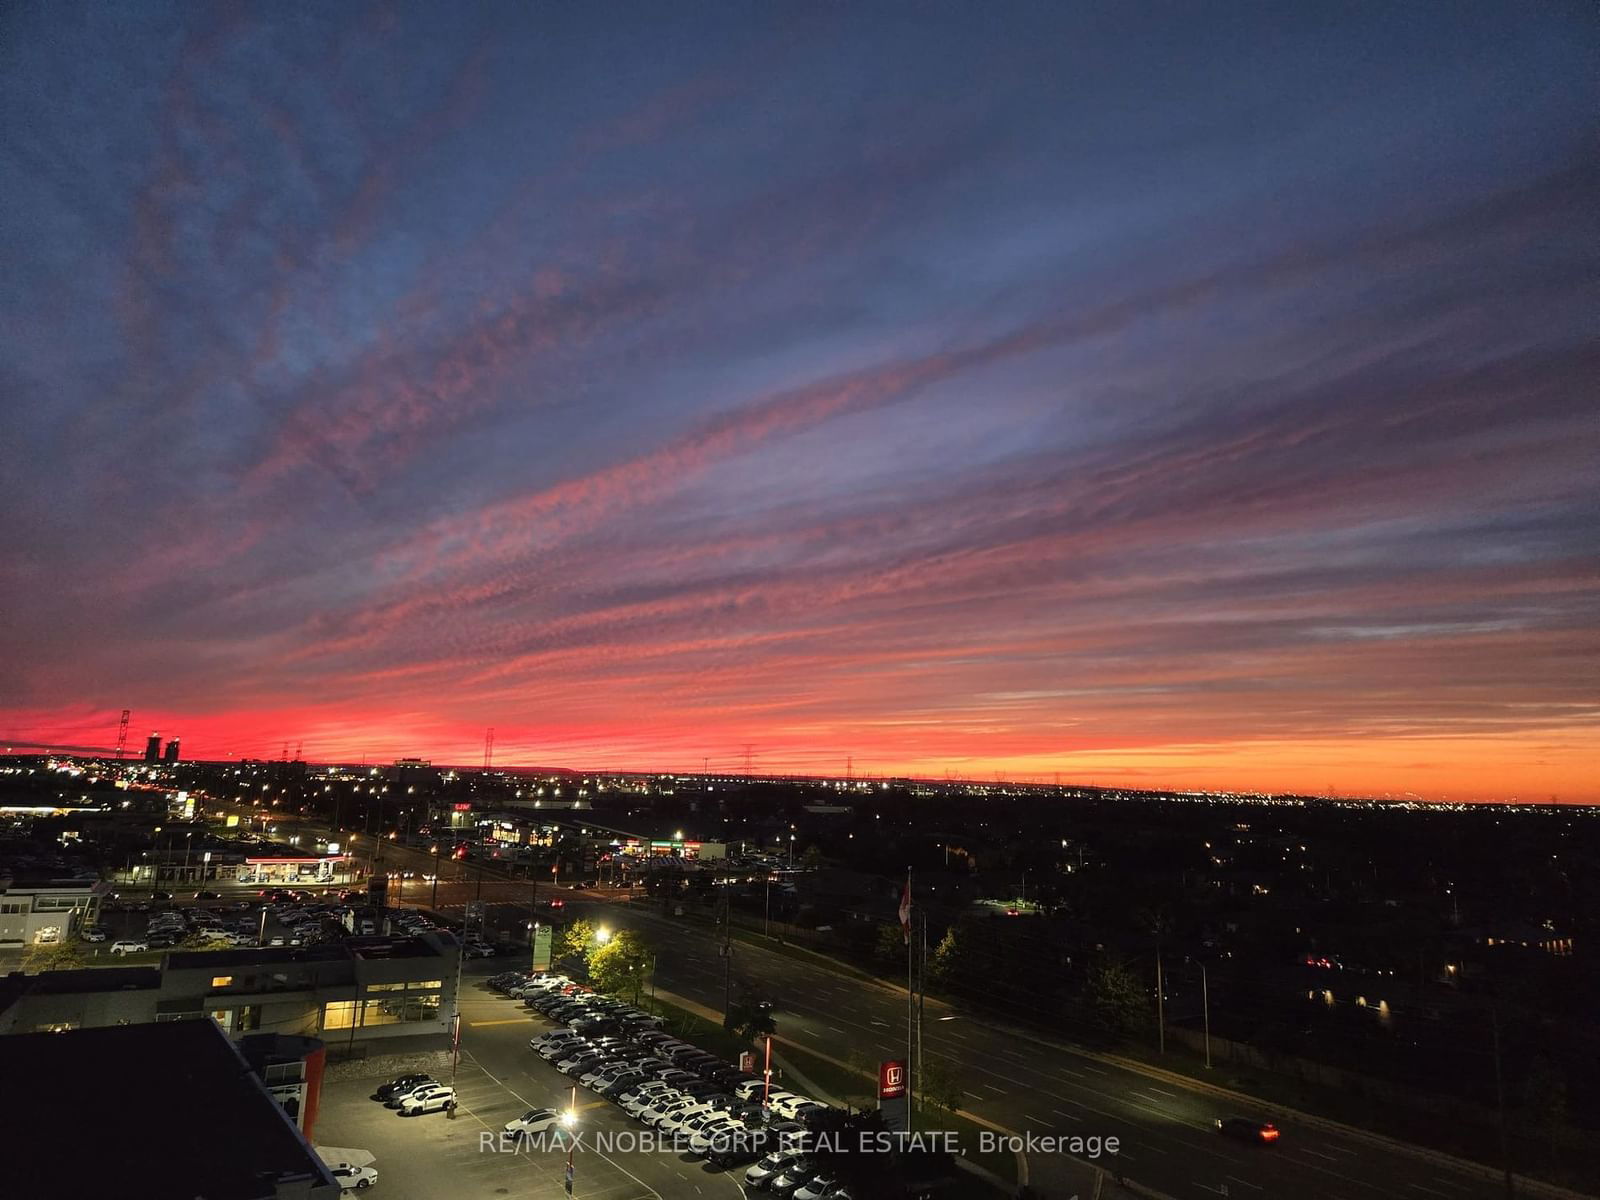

left=595, top=927, right=612, bottom=945
left=1188, top=957, right=1212, bottom=1069
left=563, top=1084, right=578, bottom=1197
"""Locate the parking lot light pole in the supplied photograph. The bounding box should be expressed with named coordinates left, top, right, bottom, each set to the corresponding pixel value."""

left=564, top=1084, right=578, bottom=1196
left=1200, top=961, right=1212, bottom=1069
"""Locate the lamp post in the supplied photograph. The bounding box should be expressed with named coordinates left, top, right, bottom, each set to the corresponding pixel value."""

left=563, top=1084, right=578, bottom=1196
left=1193, top=959, right=1212, bottom=1069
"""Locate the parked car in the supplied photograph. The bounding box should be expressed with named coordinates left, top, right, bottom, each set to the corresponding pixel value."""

left=767, top=1156, right=822, bottom=1198
left=329, top=1163, right=378, bottom=1191
left=708, top=1127, right=773, bottom=1168
left=503, top=1107, right=563, bottom=1138
left=398, top=1085, right=457, bottom=1116
left=372, top=1073, right=433, bottom=1102
left=384, top=1081, right=442, bottom=1109
left=109, top=939, right=148, bottom=955
left=745, top=1150, right=803, bottom=1191
left=794, top=1177, right=843, bottom=1200
left=79, top=928, right=107, bottom=942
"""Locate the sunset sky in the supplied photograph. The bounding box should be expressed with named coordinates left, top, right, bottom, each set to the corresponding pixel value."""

left=2, top=3, right=1596, bottom=800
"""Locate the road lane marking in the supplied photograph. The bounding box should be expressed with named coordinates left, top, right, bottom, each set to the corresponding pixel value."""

left=1407, top=1187, right=1450, bottom=1197
left=469, top=1018, right=530, bottom=1027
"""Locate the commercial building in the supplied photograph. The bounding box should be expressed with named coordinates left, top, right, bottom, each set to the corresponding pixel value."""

left=143, top=731, right=162, bottom=762
left=0, top=1018, right=338, bottom=1200
left=0, top=930, right=460, bottom=1044
left=164, top=736, right=181, bottom=762
left=0, top=876, right=110, bottom=945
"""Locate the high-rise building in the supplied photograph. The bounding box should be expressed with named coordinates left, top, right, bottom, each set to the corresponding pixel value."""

left=163, top=738, right=181, bottom=763
left=143, top=733, right=162, bottom=763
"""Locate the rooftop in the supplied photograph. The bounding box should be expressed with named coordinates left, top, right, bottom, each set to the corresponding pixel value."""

left=0, top=1018, right=336, bottom=1199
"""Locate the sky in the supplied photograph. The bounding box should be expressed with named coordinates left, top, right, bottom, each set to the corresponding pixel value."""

left=1, top=2, right=1596, bottom=801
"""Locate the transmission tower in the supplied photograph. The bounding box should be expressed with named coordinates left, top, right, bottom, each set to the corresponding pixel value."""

left=294, top=741, right=303, bottom=762
left=483, top=727, right=495, bottom=770
left=114, top=710, right=130, bottom=759
left=281, top=741, right=289, bottom=762
left=742, top=744, right=753, bottom=775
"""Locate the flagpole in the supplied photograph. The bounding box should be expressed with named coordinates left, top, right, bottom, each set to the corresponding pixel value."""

left=906, top=866, right=914, bottom=1132
left=917, top=909, right=925, bottom=1120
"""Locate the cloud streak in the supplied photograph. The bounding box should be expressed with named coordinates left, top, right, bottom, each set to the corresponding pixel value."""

left=2, top=1, right=1597, bottom=799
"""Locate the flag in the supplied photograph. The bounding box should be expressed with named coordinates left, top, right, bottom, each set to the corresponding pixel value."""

left=898, top=875, right=912, bottom=943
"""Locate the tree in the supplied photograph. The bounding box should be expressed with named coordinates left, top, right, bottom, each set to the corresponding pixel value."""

left=180, top=931, right=233, bottom=951
left=918, top=1058, right=964, bottom=1122
left=1520, top=1054, right=1568, bottom=1159
left=875, top=923, right=907, bottom=966
left=724, top=990, right=777, bottom=1044
left=555, top=917, right=595, bottom=965
left=25, top=940, right=83, bottom=972
left=1087, top=957, right=1147, bottom=1039
left=587, top=930, right=653, bottom=1004
left=801, top=844, right=823, bottom=871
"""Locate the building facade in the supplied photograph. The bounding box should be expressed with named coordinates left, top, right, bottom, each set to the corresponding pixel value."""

left=0, top=931, right=460, bottom=1044
left=0, top=877, right=110, bottom=945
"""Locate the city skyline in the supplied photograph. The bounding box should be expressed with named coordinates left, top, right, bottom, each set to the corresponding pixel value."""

left=3, top=4, right=1597, bottom=802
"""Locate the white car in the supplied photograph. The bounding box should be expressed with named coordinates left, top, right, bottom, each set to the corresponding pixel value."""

left=795, top=1175, right=841, bottom=1200
left=619, top=1084, right=674, bottom=1112
left=767, top=1092, right=811, bottom=1117
left=745, top=1151, right=801, bottom=1189
left=397, top=1085, right=456, bottom=1115
left=329, top=1162, right=378, bottom=1191
left=80, top=928, right=107, bottom=942
left=734, top=1079, right=768, bottom=1102
left=627, top=1091, right=683, bottom=1120
left=503, top=1107, right=562, bottom=1139
left=109, top=939, right=148, bottom=955
left=688, top=1117, right=746, bottom=1155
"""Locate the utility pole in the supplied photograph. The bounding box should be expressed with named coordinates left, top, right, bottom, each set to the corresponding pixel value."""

left=1156, top=945, right=1166, bottom=1055
left=721, top=889, right=733, bottom=1022
left=1491, top=1004, right=1515, bottom=1198
left=431, top=844, right=441, bottom=909
left=1199, top=960, right=1211, bottom=1069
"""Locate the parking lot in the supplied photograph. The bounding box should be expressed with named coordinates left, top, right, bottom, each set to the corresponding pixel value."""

left=313, top=969, right=747, bottom=1200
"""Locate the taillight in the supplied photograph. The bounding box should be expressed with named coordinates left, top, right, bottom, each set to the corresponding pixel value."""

left=1260, top=1126, right=1280, bottom=1142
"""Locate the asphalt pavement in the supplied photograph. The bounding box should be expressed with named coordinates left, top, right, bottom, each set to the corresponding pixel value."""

left=314, top=968, right=747, bottom=1200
